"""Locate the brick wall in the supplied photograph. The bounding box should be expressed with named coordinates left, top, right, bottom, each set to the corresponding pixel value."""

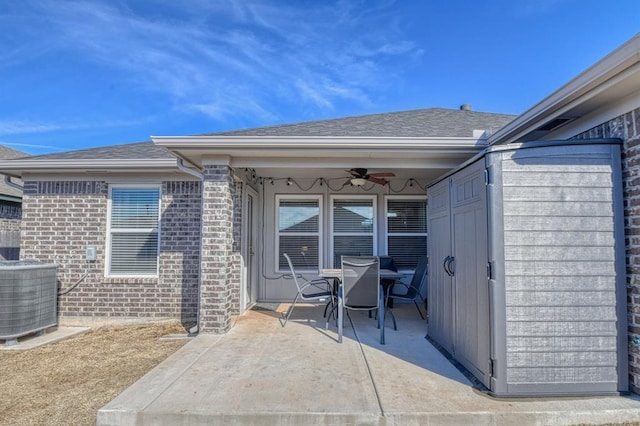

left=0, top=202, right=21, bottom=260
left=0, top=217, right=20, bottom=232
left=160, top=181, right=201, bottom=325
left=572, top=107, right=640, bottom=393
left=21, top=180, right=201, bottom=325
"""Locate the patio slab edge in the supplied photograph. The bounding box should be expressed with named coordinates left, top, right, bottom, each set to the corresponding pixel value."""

left=98, top=334, right=224, bottom=415
left=97, top=407, right=640, bottom=426
left=0, top=326, right=90, bottom=350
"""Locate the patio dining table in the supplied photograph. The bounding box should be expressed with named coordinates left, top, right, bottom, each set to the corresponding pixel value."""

left=319, top=268, right=403, bottom=344
left=319, top=269, right=404, bottom=281
left=319, top=268, right=404, bottom=301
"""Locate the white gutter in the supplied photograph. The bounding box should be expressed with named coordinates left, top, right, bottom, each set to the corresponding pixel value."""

left=152, top=135, right=488, bottom=149
left=152, top=135, right=489, bottom=169
left=0, top=158, right=178, bottom=171
left=3, top=175, right=23, bottom=191
left=176, top=158, right=204, bottom=180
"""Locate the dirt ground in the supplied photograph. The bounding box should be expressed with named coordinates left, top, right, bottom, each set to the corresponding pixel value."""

left=0, top=322, right=188, bottom=426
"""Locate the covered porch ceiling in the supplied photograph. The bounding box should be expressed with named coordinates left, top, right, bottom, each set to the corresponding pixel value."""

left=152, top=135, right=488, bottom=184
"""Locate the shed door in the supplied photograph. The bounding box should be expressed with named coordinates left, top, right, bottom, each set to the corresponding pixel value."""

left=427, top=178, right=454, bottom=353
left=450, top=161, right=491, bottom=388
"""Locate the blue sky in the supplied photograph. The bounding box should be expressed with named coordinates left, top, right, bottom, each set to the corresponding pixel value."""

left=1, top=1, right=638, bottom=155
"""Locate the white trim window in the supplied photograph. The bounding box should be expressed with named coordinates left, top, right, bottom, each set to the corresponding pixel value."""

left=107, top=186, right=161, bottom=276
left=385, top=196, right=427, bottom=270
left=330, top=195, right=376, bottom=267
left=276, top=195, right=322, bottom=272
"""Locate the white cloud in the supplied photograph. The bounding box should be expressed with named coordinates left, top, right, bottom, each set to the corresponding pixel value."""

left=186, top=94, right=278, bottom=123
left=0, top=141, right=58, bottom=151
left=2, top=0, right=422, bottom=124
left=295, top=80, right=334, bottom=109
left=0, top=118, right=150, bottom=136
left=0, top=120, right=72, bottom=135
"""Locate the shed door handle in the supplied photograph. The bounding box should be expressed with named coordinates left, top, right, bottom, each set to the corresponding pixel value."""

left=443, top=256, right=455, bottom=277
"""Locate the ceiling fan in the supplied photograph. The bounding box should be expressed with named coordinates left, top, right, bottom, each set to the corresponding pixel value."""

left=344, top=168, right=395, bottom=186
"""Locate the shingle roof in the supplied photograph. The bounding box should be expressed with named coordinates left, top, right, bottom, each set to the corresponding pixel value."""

left=209, top=108, right=516, bottom=138
left=6, top=108, right=516, bottom=163
left=24, top=141, right=173, bottom=161
left=0, top=145, right=30, bottom=160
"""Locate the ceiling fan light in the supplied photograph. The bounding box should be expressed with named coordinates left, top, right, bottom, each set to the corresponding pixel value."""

left=351, top=178, right=367, bottom=186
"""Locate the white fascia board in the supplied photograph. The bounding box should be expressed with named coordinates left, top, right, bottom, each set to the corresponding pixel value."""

left=152, top=136, right=487, bottom=150
left=0, top=158, right=178, bottom=177
left=488, top=33, right=640, bottom=145
left=153, top=136, right=488, bottom=169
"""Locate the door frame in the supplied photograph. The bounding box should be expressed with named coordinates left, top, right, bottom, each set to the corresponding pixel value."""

left=241, top=185, right=260, bottom=313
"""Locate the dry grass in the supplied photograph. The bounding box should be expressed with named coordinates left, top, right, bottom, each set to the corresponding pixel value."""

left=0, top=322, right=188, bottom=426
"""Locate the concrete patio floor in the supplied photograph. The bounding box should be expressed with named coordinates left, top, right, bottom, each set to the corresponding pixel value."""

left=98, top=302, right=640, bottom=425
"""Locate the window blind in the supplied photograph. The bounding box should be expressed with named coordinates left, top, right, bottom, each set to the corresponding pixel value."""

left=110, top=232, right=159, bottom=274
left=332, top=198, right=374, bottom=267
left=109, top=187, right=160, bottom=275
left=277, top=198, right=320, bottom=270
left=386, top=199, right=427, bottom=269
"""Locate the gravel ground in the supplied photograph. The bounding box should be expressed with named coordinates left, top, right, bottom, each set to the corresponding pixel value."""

left=0, top=322, right=188, bottom=426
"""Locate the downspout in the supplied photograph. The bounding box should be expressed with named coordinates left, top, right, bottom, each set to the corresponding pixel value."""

left=3, top=175, right=23, bottom=191
left=176, top=158, right=205, bottom=336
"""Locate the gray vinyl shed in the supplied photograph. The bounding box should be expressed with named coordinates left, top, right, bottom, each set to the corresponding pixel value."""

left=427, top=139, right=628, bottom=397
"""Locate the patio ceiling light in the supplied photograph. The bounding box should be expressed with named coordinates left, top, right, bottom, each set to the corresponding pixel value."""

left=350, top=178, right=367, bottom=186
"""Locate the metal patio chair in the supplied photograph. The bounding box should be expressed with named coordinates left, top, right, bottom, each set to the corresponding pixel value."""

left=379, top=255, right=399, bottom=306
left=385, top=255, right=428, bottom=330
left=327, top=256, right=385, bottom=344
left=280, top=253, right=335, bottom=327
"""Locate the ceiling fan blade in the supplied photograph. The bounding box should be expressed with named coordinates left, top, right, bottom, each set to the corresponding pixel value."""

left=368, top=172, right=395, bottom=177
left=342, top=179, right=352, bottom=187
left=368, top=176, right=389, bottom=185
left=347, top=168, right=368, bottom=177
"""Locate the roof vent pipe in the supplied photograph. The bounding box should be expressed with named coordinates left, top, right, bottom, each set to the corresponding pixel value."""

left=460, top=104, right=472, bottom=111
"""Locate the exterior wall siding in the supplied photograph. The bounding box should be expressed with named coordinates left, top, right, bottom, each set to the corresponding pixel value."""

left=20, top=180, right=201, bottom=325
left=571, top=106, right=640, bottom=393
left=500, top=146, right=620, bottom=389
